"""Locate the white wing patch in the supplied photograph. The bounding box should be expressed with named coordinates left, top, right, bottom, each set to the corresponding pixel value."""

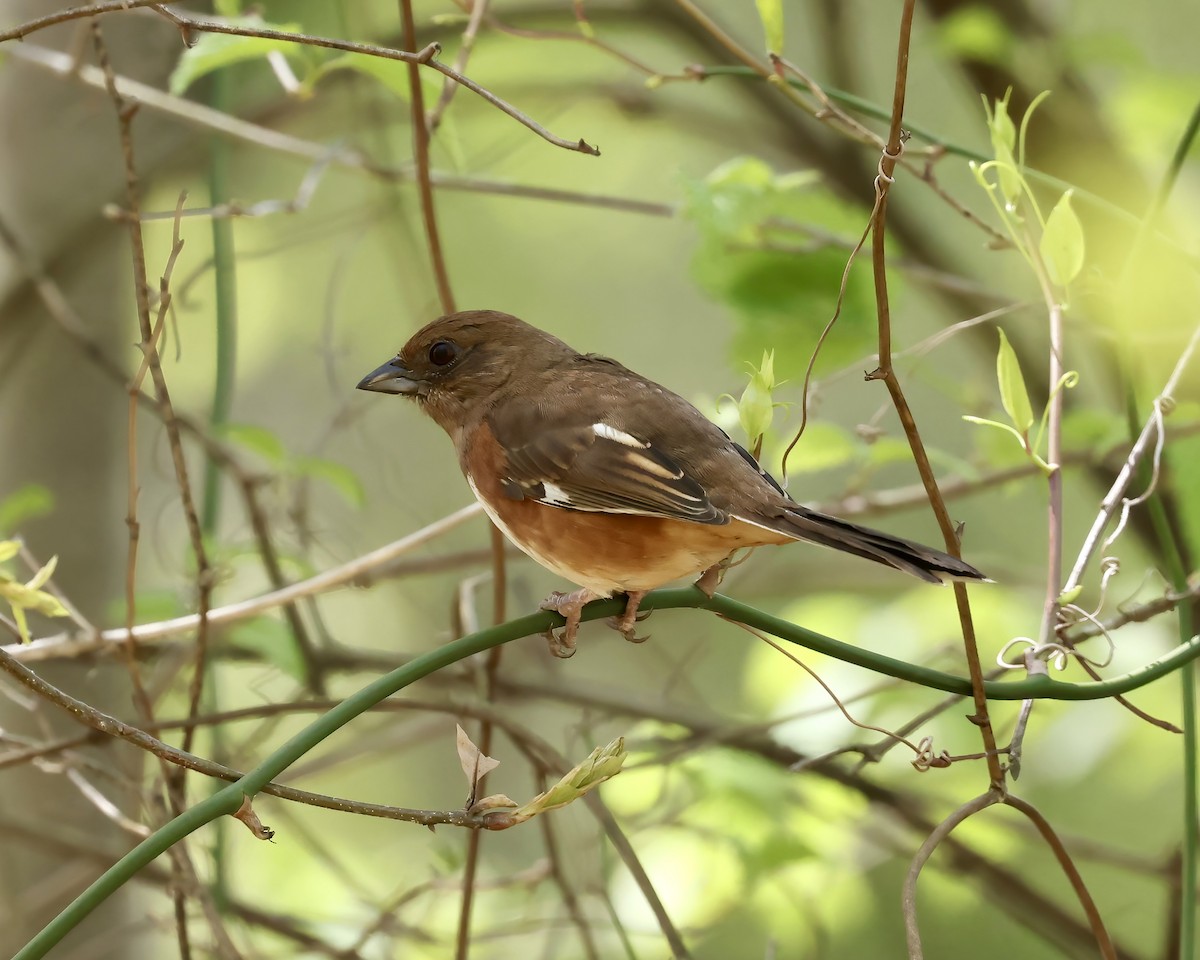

left=540, top=481, right=573, bottom=506
left=592, top=422, right=647, bottom=448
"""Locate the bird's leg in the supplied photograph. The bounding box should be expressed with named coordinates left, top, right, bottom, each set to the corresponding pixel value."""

left=607, top=590, right=649, bottom=644
left=539, top=588, right=598, bottom=658
left=695, top=555, right=733, bottom=598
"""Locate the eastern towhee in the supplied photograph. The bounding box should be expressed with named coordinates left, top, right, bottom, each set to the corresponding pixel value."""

left=359, top=310, right=988, bottom=656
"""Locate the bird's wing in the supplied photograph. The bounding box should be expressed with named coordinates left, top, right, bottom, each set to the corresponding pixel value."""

left=491, top=417, right=727, bottom=524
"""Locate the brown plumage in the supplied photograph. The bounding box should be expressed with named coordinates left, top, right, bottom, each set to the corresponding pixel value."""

left=359, top=310, right=988, bottom=655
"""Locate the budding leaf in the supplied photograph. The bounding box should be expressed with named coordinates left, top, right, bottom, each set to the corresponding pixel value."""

left=738, top=351, right=778, bottom=444
left=1056, top=585, right=1084, bottom=606
left=983, top=90, right=1021, bottom=206
left=510, top=737, right=627, bottom=822
left=0, top=545, right=69, bottom=644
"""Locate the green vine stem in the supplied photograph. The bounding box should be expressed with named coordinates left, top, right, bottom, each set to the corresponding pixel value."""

left=14, top=586, right=1200, bottom=958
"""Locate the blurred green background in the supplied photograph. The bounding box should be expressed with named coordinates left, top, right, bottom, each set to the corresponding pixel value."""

left=2, top=0, right=1199, bottom=958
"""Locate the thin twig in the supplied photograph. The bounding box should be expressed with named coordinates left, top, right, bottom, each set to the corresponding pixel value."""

left=0, top=0, right=182, bottom=40
left=8, top=503, right=483, bottom=662
left=1063, top=321, right=1200, bottom=592
left=7, top=41, right=650, bottom=219
left=92, top=22, right=161, bottom=734
left=720, top=617, right=932, bottom=763
left=457, top=0, right=661, bottom=77
left=822, top=418, right=1200, bottom=519
left=399, top=0, right=456, bottom=315
left=93, top=24, right=219, bottom=951
left=1067, top=583, right=1200, bottom=641
left=1003, top=795, right=1117, bottom=960
left=0, top=202, right=335, bottom=692
left=583, top=794, right=692, bottom=959
left=93, top=24, right=214, bottom=762
left=0, top=650, right=494, bottom=826
left=148, top=6, right=599, bottom=155
left=903, top=791, right=999, bottom=958
left=426, top=0, right=490, bottom=132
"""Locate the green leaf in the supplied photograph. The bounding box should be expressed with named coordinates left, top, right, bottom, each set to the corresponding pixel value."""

left=684, top=159, right=873, bottom=380
left=295, top=457, right=366, bottom=509
left=227, top=616, right=306, bottom=682
left=0, top=485, right=53, bottom=536
left=169, top=16, right=302, bottom=95
left=219, top=423, right=288, bottom=464
left=1040, top=190, right=1085, bottom=287
left=754, top=0, right=784, bottom=55
left=995, top=329, right=1034, bottom=432
left=684, top=156, right=778, bottom=244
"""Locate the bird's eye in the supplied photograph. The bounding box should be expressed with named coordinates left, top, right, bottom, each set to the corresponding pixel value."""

left=428, top=340, right=457, bottom=367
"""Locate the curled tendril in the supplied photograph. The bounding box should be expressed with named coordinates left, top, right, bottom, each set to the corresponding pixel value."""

left=911, top=736, right=952, bottom=772
left=998, top=636, right=1072, bottom=672
left=1103, top=399, right=1168, bottom=555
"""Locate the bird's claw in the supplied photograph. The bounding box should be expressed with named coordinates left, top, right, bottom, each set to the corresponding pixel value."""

left=605, top=614, right=650, bottom=644
left=543, top=626, right=577, bottom=659
left=539, top=589, right=593, bottom=658
left=605, top=590, right=650, bottom=645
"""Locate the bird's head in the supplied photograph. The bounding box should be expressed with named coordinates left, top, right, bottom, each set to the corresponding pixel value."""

left=357, top=310, right=574, bottom=435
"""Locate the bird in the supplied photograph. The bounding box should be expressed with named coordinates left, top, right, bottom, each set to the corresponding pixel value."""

left=358, top=310, right=988, bottom=657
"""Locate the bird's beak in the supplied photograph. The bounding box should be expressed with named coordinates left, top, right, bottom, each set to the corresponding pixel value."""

left=357, top=357, right=426, bottom=396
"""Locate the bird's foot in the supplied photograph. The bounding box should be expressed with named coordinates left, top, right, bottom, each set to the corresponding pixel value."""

left=606, top=591, right=650, bottom=644
left=695, top=557, right=733, bottom=598
left=539, top=589, right=598, bottom=659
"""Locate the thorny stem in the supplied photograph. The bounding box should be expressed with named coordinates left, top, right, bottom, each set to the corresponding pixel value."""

left=863, top=0, right=1003, bottom=789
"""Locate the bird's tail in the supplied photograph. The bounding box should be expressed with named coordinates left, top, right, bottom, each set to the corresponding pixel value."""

left=770, top=505, right=990, bottom=584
